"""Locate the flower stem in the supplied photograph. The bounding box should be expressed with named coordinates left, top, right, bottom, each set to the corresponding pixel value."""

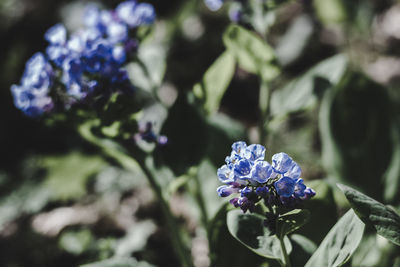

left=78, top=120, right=193, bottom=267
left=138, top=157, right=193, bottom=267
left=192, top=169, right=209, bottom=228
left=279, top=236, right=291, bottom=267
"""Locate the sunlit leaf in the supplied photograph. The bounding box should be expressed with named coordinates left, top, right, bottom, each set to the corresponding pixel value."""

left=223, top=24, right=278, bottom=79
left=305, top=209, right=365, bottom=267
left=271, top=54, right=347, bottom=117
left=194, top=51, right=236, bottom=114
left=275, top=15, right=314, bottom=66
left=127, top=44, right=166, bottom=92
left=313, top=0, right=348, bottom=24
left=41, top=152, right=105, bottom=201
left=337, top=184, right=400, bottom=246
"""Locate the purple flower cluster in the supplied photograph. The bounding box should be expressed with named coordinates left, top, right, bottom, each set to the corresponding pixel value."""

left=11, top=0, right=155, bottom=117
left=217, top=141, right=315, bottom=213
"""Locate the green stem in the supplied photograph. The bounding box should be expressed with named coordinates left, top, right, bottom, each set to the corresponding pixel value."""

left=279, top=236, right=291, bottom=267
left=78, top=120, right=193, bottom=267
left=193, top=171, right=209, bottom=228
left=138, top=157, right=193, bottom=267
left=259, top=78, right=271, bottom=146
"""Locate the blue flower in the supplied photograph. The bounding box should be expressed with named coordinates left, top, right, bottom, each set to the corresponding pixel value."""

left=240, top=186, right=253, bottom=197
left=83, top=5, right=101, bottom=28
left=11, top=0, right=156, bottom=116
left=116, top=1, right=156, bottom=27
left=11, top=53, right=54, bottom=116
left=231, top=141, right=247, bottom=155
left=250, top=161, right=273, bottom=183
left=204, top=0, right=224, bottom=11
left=301, top=187, right=316, bottom=200
left=293, top=179, right=306, bottom=198
left=217, top=164, right=234, bottom=183
left=255, top=186, right=268, bottom=197
left=272, top=152, right=294, bottom=174
left=217, top=185, right=239, bottom=197
left=285, top=162, right=302, bottom=180
left=234, top=158, right=253, bottom=180
left=45, top=24, right=67, bottom=45
left=274, top=177, right=295, bottom=198
left=216, top=141, right=315, bottom=213
left=229, top=5, right=242, bottom=22
left=107, top=21, right=129, bottom=44
left=11, top=85, right=53, bottom=117
left=244, top=144, right=266, bottom=162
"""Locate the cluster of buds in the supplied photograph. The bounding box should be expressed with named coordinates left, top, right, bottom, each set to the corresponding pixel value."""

left=11, top=0, right=155, bottom=117
left=217, top=142, right=315, bottom=213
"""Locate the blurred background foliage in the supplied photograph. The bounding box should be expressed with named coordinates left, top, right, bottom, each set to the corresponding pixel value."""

left=1, top=0, right=400, bottom=266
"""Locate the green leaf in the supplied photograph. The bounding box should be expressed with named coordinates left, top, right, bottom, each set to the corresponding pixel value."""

left=196, top=160, right=223, bottom=220
left=276, top=209, right=310, bottom=240
left=208, top=205, right=266, bottom=267
left=59, top=229, right=92, bottom=255
left=127, top=44, right=166, bottom=92
left=337, top=184, right=400, bottom=246
left=227, top=210, right=292, bottom=261
left=383, top=125, right=400, bottom=203
left=271, top=54, right=347, bottom=117
left=194, top=51, right=236, bottom=114
left=223, top=24, right=278, bottom=78
left=114, top=220, right=156, bottom=256
left=319, top=71, right=393, bottom=200
left=313, top=0, right=348, bottom=24
left=275, top=15, right=314, bottom=66
left=155, top=95, right=208, bottom=176
left=289, top=234, right=317, bottom=267
left=206, top=113, right=246, bottom=166
left=41, top=152, right=105, bottom=201
left=246, top=0, right=276, bottom=37
left=305, top=209, right=365, bottom=267
left=296, top=180, right=338, bottom=244
left=351, top=234, right=395, bottom=267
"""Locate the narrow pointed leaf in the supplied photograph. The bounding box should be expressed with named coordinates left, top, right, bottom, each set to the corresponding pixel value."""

left=305, top=209, right=365, bottom=267
left=337, top=184, right=400, bottom=246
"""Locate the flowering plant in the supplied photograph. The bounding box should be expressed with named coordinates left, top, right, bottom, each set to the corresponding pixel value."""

left=3, top=0, right=400, bottom=267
